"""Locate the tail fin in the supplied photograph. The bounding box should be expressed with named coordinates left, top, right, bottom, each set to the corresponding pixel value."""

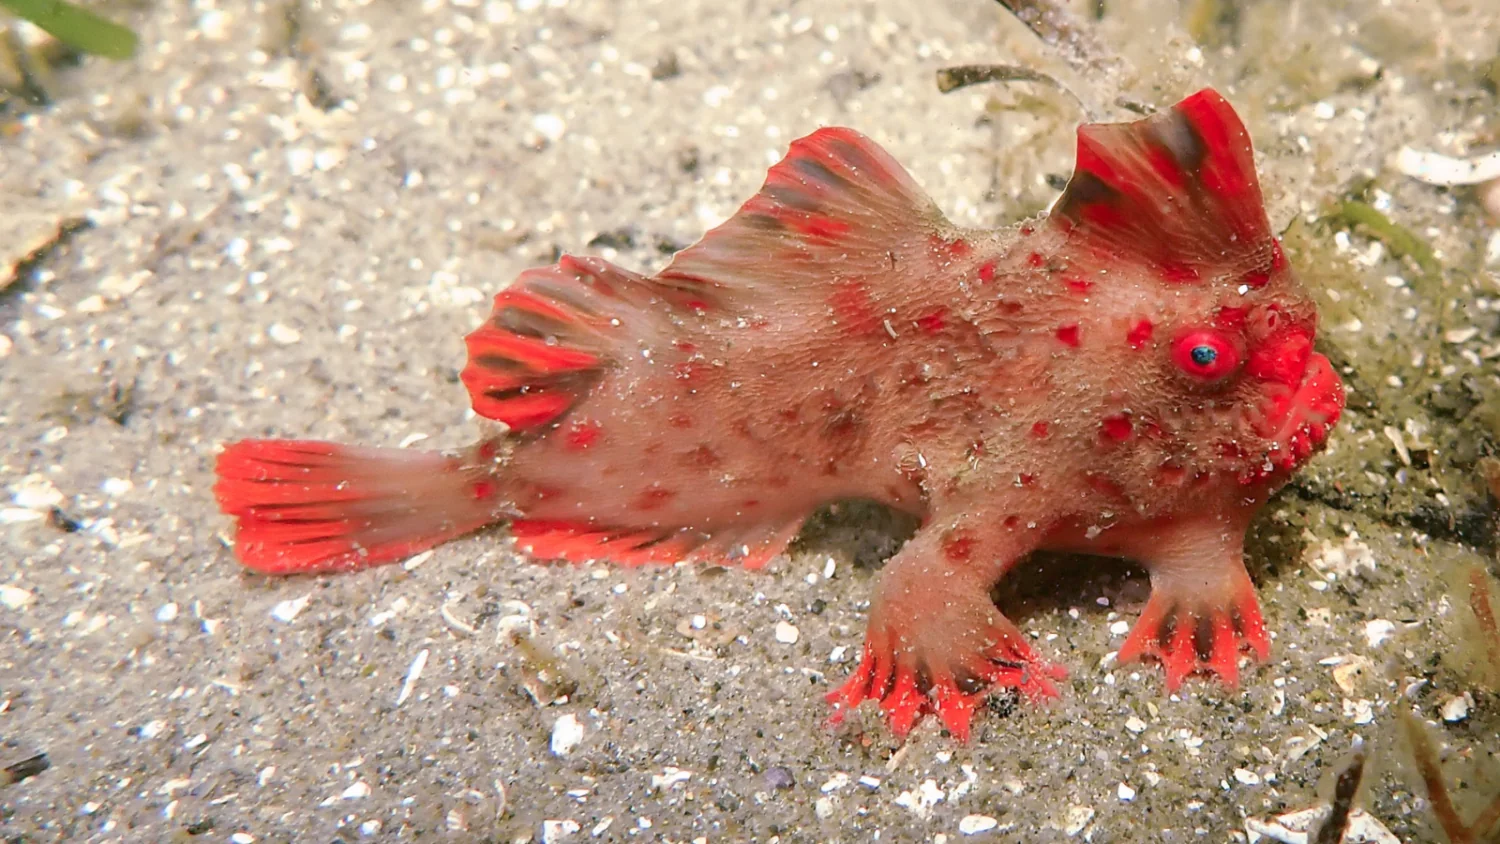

left=213, top=440, right=504, bottom=574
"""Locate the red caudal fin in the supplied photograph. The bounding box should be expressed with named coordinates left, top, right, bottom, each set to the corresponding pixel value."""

left=1049, top=88, right=1281, bottom=287
left=214, top=439, right=506, bottom=574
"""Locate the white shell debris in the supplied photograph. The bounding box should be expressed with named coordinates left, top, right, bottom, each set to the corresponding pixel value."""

left=1234, top=768, right=1263, bottom=786
left=267, top=322, right=302, bottom=345
left=959, top=814, right=999, bottom=835
left=774, top=621, right=800, bottom=644
left=1363, top=619, right=1396, bottom=648
left=395, top=648, right=429, bottom=706
left=650, top=767, right=692, bottom=792
left=1246, top=805, right=1399, bottom=844
left=541, top=819, right=581, bottom=843
left=101, top=477, right=133, bottom=497
left=1124, top=716, right=1148, bottom=734
left=1063, top=805, right=1095, bottom=836
left=894, top=779, right=945, bottom=818
left=1395, top=147, right=1500, bottom=186
left=340, top=781, right=370, bottom=800
left=0, top=585, right=35, bottom=610
left=550, top=714, right=585, bottom=756
left=11, top=475, right=62, bottom=511
left=269, top=594, right=311, bottom=623
left=1440, top=692, right=1472, bottom=723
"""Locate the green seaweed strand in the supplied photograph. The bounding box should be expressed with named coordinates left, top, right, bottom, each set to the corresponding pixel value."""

left=0, top=0, right=137, bottom=60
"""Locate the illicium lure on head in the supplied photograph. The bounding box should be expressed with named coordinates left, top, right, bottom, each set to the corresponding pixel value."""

left=215, top=89, right=1344, bottom=741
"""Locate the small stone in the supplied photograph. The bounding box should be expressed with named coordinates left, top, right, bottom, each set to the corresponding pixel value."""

left=0, top=585, right=34, bottom=610
left=1445, top=327, right=1479, bottom=344
left=101, top=477, right=133, bottom=497
left=230, top=834, right=255, bottom=844
left=269, top=594, right=311, bottom=623
left=340, top=781, right=370, bottom=800
left=1233, top=768, right=1262, bottom=786
left=1063, top=805, right=1094, bottom=836
left=1109, top=620, right=1130, bottom=636
left=156, top=603, right=179, bottom=622
left=550, top=714, right=584, bottom=756
left=541, top=819, right=580, bottom=843
left=820, top=772, right=849, bottom=793
left=764, top=766, right=795, bottom=790
left=12, top=476, right=62, bottom=510
left=267, top=323, right=302, bottom=345
left=1441, top=693, right=1471, bottom=723
left=1117, top=782, right=1136, bottom=802
left=0, top=334, right=12, bottom=357
left=774, top=620, right=800, bottom=644
left=531, top=113, right=566, bottom=142
left=959, top=814, right=998, bottom=835
left=650, top=767, right=691, bottom=791
left=814, top=796, right=834, bottom=819
left=1124, top=716, right=1147, bottom=734
left=1364, top=619, right=1396, bottom=648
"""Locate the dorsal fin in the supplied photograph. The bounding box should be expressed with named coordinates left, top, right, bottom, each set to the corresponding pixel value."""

left=1048, top=88, right=1280, bottom=286
left=658, top=127, right=950, bottom=298
left=462, top=128, right=956, bottom=431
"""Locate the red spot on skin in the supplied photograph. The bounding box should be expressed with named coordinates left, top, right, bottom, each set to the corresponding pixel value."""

left=1086, top=473, right=1125, bottom=498
left=828, top=280, right=881, bottom=336
left=477, top=441, right=499, bottom=461
left=1017, top=473, right=1037, bottom=487
left=1064, top=276, right=1093, bottom=293
left=565, top=420, right=602, bottom=450
left=1127, top=319, right=1154, bottom=348
left=768, top=474, right=791, bottom=488
left=674, top=341, right=697, bottom=353
left=1056, top=324, right=1080, bottom=347
left=683, top=445, right=721, bottom=469
left=684, top=299, right=711, bottom=313
left=1160, top=262, right=1200, bottom=284
left=1141, top=420, right=1166, bottom=439
left=1031, top=420, right=1050, bottom=438
left=471, top=480, right=495, bottom=500
left=634, top=487, right=676, bottom=511
left=742, top=499, right=760, bottom=509
left=643, top=442, right=663, bottom=456
left=1020, top=224, right=1035, bottom=236
left=915, top=308, right=948, bottom=334
left=977, top=260, right=997, bottom=284
left=942, top=530, right=976, bottom=562
left=1004, top=515, right=1021, bottom=528
left=1026, top=251, right=1045, bottom=268
left=669, top=413, right=693, bottom=429
left=930, top=235, right=971, bottom=259
left=1215, top=307, right=1249, bottom=329
left=749, top=317, right=772, bottom=329
left=1100, top=414, right=1133, bottom=443
left=1155, top=463, right=1187, bottom=486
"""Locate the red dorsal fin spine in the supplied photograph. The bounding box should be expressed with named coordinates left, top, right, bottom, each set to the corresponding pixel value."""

left=1049, top=88, right=1278, bottom=285
left=659, top=127, right=949, bottom=295
left=214, top=439, right=505, bottom=574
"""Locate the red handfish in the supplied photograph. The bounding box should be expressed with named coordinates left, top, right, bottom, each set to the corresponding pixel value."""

left=215, top=89, right=1344, bottom=740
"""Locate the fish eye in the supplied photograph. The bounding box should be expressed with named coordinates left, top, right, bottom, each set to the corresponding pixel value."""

left=1172, top=329, right=1240, bottom=381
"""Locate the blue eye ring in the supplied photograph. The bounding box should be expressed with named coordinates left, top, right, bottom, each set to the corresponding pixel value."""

left=1190, top=345, right=1218, bottom=367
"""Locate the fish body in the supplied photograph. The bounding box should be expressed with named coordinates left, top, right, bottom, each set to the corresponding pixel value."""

left=215, top=89, right=1344, bottom=740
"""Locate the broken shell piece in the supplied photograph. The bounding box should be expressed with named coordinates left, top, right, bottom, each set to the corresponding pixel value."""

left=1245, top=805, right=1399, bottom=843
left=1395, top=148, right=1500, bottom=186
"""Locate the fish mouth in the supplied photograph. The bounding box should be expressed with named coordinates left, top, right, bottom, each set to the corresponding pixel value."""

left=1246, top=352, right=1345, bottom=482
